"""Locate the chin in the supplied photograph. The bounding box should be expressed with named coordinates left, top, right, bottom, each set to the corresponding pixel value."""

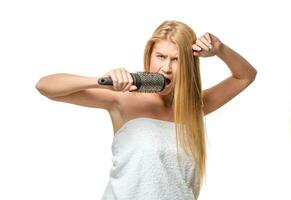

left=158, top=86, right=173, bottom=95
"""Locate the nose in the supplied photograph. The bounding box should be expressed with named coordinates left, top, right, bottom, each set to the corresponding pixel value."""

left=161, top=60, right=172, bottom=73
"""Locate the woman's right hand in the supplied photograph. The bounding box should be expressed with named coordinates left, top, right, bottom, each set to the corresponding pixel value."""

left=98, top=67, right=138, bottom=92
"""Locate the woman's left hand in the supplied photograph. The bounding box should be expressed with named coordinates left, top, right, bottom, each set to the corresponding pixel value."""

left=192, top=32, right=223, bottom=57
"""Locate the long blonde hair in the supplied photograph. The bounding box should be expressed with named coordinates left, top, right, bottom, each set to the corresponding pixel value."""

left=143, top=20, right=207, bottom=199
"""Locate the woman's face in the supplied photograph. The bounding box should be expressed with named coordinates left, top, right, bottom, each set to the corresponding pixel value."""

left=149, top=39, right=179, bottom=95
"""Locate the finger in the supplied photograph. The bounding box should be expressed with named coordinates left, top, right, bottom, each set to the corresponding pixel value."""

left=204, top=32, right=212, bottom=44
left=196, top=39, right=210, bottom=51
left=128, top=73, right=138, bottom=91
left=192, top=44, right=202, bottom=51
left=123, top=83, right=132, bottom=92
left=111, top=71, right=119, bottom=91
left=118, top=68, right=127, bottom=91
left=122, top=80, right=131, bottom=92
left=120, top=68, right=129, bottom=91
left=200, top=36, right=212, bottom=50
left=122, top=71, right=133, bottom=92
left=193, top=51, right=200, bottom=56
left=129, top=85, right=138, bottom=92
left=195, top=51, right=207, bottom=57
left=114, top=68, right=125, bottom=91
left=116, top=68, right=124, bottom=90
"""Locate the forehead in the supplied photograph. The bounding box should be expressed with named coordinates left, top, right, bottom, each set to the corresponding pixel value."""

left=153, top=40, right=178, bottom=56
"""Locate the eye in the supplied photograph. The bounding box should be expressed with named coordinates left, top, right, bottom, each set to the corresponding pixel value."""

left=157, top=55, right=165, bottom=59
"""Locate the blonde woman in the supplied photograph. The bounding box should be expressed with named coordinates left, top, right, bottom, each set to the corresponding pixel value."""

left=36, top=20, right=257, bottom=200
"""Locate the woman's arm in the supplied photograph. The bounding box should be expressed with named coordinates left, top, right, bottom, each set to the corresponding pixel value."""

left=216, top=43, right=257, bottom=81
left=192, top=32, right=257, bottom=115
left=35, top=73, right=99, bottom=98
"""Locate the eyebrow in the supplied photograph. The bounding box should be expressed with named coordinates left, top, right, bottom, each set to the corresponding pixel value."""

left=155, top=52, right=178, bottom=58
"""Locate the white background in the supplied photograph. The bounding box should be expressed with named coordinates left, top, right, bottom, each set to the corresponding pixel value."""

left=1, top=0, right=290, bottom=199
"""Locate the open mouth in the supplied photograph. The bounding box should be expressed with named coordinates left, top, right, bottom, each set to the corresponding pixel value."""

left=165, top=78, right=171, bottom=85
left=165, top=78, right=173, bottom=89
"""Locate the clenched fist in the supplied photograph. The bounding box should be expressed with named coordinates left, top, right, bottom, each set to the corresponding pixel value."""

left=98, top=67, right=138, bottom=92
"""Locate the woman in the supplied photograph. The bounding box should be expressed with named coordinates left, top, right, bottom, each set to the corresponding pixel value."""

left=36, top=20, right=257, bottom=200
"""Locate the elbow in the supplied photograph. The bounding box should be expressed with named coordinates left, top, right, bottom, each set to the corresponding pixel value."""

left=35, top=78, right=42, bottom=92
left=251, top=69, right=257, bottom=82
left=35, top=77, right=49, bottom=96
left=247, top=68, right=257, bottom=83
left=35, top=79, right=42, bottom=91
left=240, top=69, right=257, bottom=85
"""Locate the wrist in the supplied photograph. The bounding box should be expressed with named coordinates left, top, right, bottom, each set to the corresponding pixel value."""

left=216, top=42, right=226, bottom=58
left=87, top=76, right=101, bottom=88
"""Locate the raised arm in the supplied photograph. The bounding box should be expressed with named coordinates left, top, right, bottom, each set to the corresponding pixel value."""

left=192, top=32, right=257, bottom=115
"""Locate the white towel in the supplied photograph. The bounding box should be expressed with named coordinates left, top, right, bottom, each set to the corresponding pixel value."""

left=101, top=117, right=197, bottom=200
